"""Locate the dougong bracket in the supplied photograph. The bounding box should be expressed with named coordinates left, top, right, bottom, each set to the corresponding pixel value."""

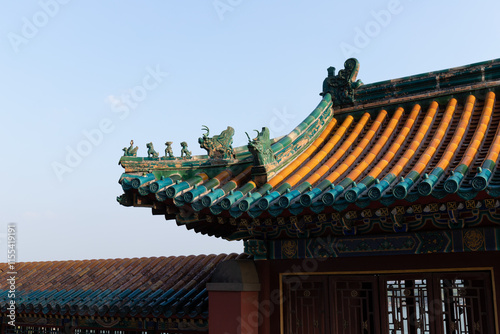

left=320, top=58, right=363, bottom=107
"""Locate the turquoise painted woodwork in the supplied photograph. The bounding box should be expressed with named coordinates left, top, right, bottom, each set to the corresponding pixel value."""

left=244, top=227, right=500, bottom=260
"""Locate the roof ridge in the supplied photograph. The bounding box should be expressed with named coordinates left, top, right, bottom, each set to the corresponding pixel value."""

left=0, top=253, right=243, bottom=265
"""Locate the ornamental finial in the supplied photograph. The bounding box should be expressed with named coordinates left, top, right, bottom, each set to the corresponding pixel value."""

left=320, top=58, right=363, bottom=107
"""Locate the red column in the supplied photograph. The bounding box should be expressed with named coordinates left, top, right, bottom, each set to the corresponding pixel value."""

left=208, top=290, right=260, bottom=334
left=207, top=259, right=261, bottom=334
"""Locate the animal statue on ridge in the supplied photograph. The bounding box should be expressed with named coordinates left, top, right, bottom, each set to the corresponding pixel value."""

left=146, top=142, right=159, bottom=158
left=198, top=125, right=235, bottom=159
left=180, top=141, right=192, bottom=158
left=164, top=141, right=174, bottom=158
left=246, top=127, right=275, bottom=166
left=123, top=140, right=138, bottom=156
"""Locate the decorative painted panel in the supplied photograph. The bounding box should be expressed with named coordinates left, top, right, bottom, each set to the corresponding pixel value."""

left=248, top=227, right=500, bottom=260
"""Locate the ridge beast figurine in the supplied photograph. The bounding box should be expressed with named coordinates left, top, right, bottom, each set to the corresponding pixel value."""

left=146, top=142, right=159, bottom=158
left=122, top=140, right=138, bottom=156
left=247, top=127, right=275, bottom=166
left=198, top=125, right=235, bottom=159
left=320, top=58, right=363, bottom=107
left=180, top=141, right=192, bottom=158
left=164, top=141, right=174, bottom=158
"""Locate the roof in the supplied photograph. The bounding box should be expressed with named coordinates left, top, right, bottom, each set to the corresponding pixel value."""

left=117, top=58, right=500, bottom=240
left=0, top=253, right=246, bottom=319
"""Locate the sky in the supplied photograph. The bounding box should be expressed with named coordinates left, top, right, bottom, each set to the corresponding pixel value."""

left=2, top=0, right=500, bottom=262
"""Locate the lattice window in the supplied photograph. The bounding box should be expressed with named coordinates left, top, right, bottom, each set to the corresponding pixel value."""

left=440, top=274, right=494, bottom=334
left=331, top=278, right=378, bottom=334
left=283, top=276, right=328, bottom=334
left=282, top=271, right=495, bottom=334
left=385, top=278, right=431, bottom=334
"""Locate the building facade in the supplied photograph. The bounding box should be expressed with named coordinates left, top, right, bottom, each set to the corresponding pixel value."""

left=117, top=58, right=500, bottom=333
left=2, top=58, right=500, bottom=334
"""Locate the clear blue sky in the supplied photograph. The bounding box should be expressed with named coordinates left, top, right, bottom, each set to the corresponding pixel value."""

left=2, top=0, right=500, bottom=261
